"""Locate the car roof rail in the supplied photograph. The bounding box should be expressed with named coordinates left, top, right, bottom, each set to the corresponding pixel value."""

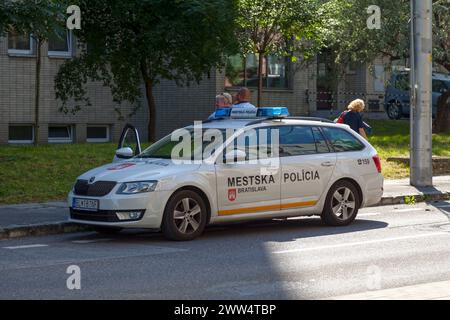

left=245, top=117, right=285, bottom=126
left=285, top=117, right=335, bottom=123
left=245, top=116, right=335, bottom=126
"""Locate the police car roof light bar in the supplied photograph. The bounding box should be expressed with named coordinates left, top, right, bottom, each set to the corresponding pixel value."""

left=211, top=107, right=290, bottom=121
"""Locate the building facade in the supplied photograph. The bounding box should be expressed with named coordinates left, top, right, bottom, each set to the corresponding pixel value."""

left=0, top=32, right=148, bottom=145
left=1, top=31, right=388, bottom=145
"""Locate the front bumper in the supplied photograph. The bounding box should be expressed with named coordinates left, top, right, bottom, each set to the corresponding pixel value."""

left=67, top=189, right=173, bottom=229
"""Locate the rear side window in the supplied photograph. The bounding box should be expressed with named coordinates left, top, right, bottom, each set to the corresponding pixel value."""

left=322, top=127, right=365, bottom=152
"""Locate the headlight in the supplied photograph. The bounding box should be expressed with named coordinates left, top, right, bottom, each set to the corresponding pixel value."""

left=117, top=181, right=157, bottom=194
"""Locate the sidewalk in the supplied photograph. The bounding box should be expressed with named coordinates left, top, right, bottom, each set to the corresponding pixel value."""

left=1, top=176, right=449, bottom=240
left=0, top=201, right=88, bottom=239
left=379, top=175, right=450, bottom=205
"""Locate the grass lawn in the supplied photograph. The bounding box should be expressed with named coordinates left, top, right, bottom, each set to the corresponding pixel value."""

left=368, top=120, right=450, bottom=179
left=0, top=120, right=449, bottom=204
left=0, top=143, right=118, bottom=204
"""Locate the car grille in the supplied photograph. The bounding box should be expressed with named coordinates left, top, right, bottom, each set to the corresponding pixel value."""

left=73, top=180, right=117, bottom=197
left=70, top=209, right=120, bottom=222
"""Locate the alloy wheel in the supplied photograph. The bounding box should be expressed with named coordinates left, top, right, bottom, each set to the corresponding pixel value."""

left=173, top=197, right=202, bottom=234
left=331, top=187, right=356, bottom=221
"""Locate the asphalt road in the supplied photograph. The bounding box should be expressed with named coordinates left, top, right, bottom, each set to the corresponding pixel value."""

left=0, top=201, right=450, bottom=299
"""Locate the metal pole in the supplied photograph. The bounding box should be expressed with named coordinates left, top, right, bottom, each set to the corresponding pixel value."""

left=410, top=0, right=433, bottom=187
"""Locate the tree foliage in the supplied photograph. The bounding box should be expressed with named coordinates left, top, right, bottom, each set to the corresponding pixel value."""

left=323, top=0, right=450, bottom=72
left=55, top=0, right=239, bottom=141
left=235, top=0, right=325, bottom=106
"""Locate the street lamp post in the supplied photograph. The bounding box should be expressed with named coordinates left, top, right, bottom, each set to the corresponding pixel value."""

left=410, top=0, right=433, bottom=187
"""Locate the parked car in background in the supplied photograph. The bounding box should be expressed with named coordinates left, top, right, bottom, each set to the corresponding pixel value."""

left=384, top=72, right=450, bottom=120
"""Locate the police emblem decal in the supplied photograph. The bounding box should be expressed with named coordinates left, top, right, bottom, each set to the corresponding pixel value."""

left=228, top=188, right=237, bottom=202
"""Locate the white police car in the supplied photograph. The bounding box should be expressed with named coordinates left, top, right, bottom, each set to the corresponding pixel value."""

left=68, top=107, right=383, bottom=240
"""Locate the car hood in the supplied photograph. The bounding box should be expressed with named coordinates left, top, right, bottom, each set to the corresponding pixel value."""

left=77, top=158, right=200, bottom=182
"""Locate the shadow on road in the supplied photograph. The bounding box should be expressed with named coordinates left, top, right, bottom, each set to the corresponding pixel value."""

left=66, top=216, right=389, bottom=245
left=200, top=217, right=388, bottom=243
left=429, top=201, right=450, bottom=222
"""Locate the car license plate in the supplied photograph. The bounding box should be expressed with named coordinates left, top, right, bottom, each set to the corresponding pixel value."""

left=72, top=198, right=99, bottom=211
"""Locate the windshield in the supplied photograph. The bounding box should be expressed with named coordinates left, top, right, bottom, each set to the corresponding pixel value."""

left=137, top=128, right=227, bottom=160
left=445, top=81, right=450, bottom=90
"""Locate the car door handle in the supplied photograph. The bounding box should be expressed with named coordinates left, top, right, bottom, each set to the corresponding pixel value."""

left=321, top=161, right=334, bottom=167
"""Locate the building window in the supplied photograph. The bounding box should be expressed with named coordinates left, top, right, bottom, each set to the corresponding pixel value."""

left=346, top=61, right=358, bottom=74
left=225, top=54, right=290, bottom=89
left=87, top=126, right=110, bottom=143
left=8, top=30, right=33, bottom=55
left=48, top=30, right=72, bottom=58
left=8, top=125, right=34, bottom=144
left=48, top=125, right=73, bottom=144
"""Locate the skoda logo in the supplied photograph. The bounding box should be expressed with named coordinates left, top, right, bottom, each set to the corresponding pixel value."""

left=88, top=176, right=96, bottom=184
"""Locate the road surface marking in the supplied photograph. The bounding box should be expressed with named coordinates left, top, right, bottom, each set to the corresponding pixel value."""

left=358, top=212, right=380, bottom=217
left=328, top=280, right=450, bottom=300
left=72, top=238, right=113, bottom=244
left=394, top=208, right=427, bottom=213
left=2, top=244, right=49, bottom=250
left=273, top=232, right=449, bottom=254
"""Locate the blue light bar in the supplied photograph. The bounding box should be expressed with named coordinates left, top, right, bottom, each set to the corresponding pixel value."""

left=214, top=108, right=232, bottom=118
left=212, top=107, right=290, bottom=120
left=257, top=107, right=290, bottom=118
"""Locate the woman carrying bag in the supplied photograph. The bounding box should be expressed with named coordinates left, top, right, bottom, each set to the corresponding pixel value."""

left=335, top=99, right=370, bottom=140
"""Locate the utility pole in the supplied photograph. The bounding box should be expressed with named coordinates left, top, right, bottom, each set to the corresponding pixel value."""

left=410, top=0, right=433, bottom=187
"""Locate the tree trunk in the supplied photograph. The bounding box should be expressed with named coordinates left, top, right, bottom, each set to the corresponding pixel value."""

left=243, top=56, right=247, bottom=86
left=433, top=90, right=450, bottom=133
left=257, top=52, right=264, bottom=108
left=144, top=79, right=157, bottom=142
left=34, top=40, right=42, bottom=145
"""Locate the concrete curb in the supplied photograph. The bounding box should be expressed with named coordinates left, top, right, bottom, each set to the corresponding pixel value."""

left=376, top=191, right=450, bottom=206
left=0, top=222, right=91, bottom=240
left=0, top=192, right=449, bottom=240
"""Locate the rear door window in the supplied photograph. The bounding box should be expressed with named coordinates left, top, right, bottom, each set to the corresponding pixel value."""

left=278, top=126, right=316, bottom=157
left=312, top=127, right=330, bottom=153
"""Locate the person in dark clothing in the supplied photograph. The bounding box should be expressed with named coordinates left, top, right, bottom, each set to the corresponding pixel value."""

left=343, top=99, right=368, bottom=140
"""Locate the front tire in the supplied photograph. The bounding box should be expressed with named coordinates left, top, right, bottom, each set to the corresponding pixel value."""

left=321, top=181, right=360, bottom=226
left=387, top=102, right=402, bottom=120
left=162, top=190, right=207, bottom=241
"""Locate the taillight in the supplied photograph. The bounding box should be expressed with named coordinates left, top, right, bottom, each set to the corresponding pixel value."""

left=372, top=155, right=382, bottom=173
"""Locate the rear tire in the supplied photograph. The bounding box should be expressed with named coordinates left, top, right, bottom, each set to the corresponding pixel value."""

left=321, top=181, right=360, bottom=226
left=162, top=190, right=207, bottom=241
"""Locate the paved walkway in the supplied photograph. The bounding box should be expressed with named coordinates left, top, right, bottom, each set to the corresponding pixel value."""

left=0, top=201, right=67, bottom=228
left=380, top=175, right=450, bottom=205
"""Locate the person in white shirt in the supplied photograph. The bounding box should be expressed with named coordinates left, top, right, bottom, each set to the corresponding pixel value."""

left=233, top=87, right=256, bottom=109
left=208, top=94, right=233, bottom=119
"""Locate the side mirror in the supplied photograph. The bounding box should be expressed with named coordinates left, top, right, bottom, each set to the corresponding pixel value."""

left=224, top=150, right=247, bottom=163
left=116, top=147, right=134, bottom=159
